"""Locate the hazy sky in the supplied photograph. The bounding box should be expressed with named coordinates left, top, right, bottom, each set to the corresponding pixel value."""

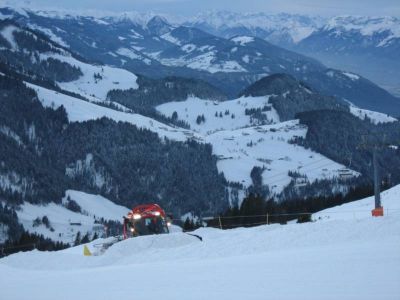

left=5, top=0, right=400, bottom=16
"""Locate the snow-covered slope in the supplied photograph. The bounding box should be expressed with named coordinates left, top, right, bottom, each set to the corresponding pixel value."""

left=157, top=96, right=279, bottom=134
left=1, top=185, right=399, bottom=300
left=29, top=79, right=358, bottom=195
left=27, top=83, right=200, bottom=142
left=157, top=95, right=358, bottom=193
left=15, top=190, right=130, bottom=243
left=0, top=20, right=139, bottom=103
left=41, top=53, right=139, bottom=101
left=62, top=190, right=129, bottom=222
left=314, top=184, right=400, bottom=221
left=349, top=105, right=398, bottom=124
left=155, top=29, right=250, bottom=74
left=205, top=120, right=358, bottom=192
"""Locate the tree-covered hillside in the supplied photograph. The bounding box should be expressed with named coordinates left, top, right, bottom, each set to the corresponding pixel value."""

left=107, top=75, right=227, bottom=109
left=0, top=74, right=227, bottom=215
left=240, top=74, right=348, bottom=121
left=297, top=110, right=400, bottom=184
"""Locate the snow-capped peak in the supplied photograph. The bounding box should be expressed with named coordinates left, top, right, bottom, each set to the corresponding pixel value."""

left=324, top=15, right=400, bottom=38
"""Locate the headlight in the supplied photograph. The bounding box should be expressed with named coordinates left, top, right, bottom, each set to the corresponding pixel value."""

left=133, top=214, right=141, bottom=220
left=130, top=227, right=135, bottom=232
left=154, top=211, right=160, bottom=216
left=167, top=222, right=171, bottom=226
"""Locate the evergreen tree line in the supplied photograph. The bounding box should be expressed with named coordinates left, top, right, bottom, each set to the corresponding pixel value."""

left=107, top=75, right=226, bottom=111
left=240, top=73, right=349, bottom=122
left=0, top=202, right=24, bottom=242
left=107, top=75, right=228, bottom=128
left=206, top=183, right=386, bottom=229
left=296, top=110, right=400, bottom=184
left=1, top=231, right=69, bottom=257
left=0, top=20, right=83, bottom=83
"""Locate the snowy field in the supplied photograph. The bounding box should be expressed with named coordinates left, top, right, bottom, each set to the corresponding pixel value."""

left=156, top=96, right=280, bottom=134
left=15, top=190, right=130, bottom=243
left=1, top=185, right=399, bottom=300
left=39, top=52, right=139, bottom=101
left=157, top=98, right=358, bottom=192
left=206, top=120, right=358, bottom=191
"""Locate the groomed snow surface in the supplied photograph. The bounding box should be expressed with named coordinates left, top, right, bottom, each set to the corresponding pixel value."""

left=1, top=185, right=399, bottom=299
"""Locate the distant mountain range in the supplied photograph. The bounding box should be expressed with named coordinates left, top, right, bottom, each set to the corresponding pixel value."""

left=184, top=12, right=400, bottom=97
left=1, top=6, right=399, bottom=115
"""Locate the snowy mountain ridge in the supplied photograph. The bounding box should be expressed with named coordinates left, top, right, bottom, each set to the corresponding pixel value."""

left=324, top=15, right=400, bottom=43
left=183, top=11, right=324, bottom=44
left=2, top=5, right=400, bottom=116
left=2, top=6, right=398, bottom=45
left=0, top=5, right=172, bottom=25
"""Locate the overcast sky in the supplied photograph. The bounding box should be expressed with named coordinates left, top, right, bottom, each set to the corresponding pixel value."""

left=5, top=0, right=400, bottom=16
